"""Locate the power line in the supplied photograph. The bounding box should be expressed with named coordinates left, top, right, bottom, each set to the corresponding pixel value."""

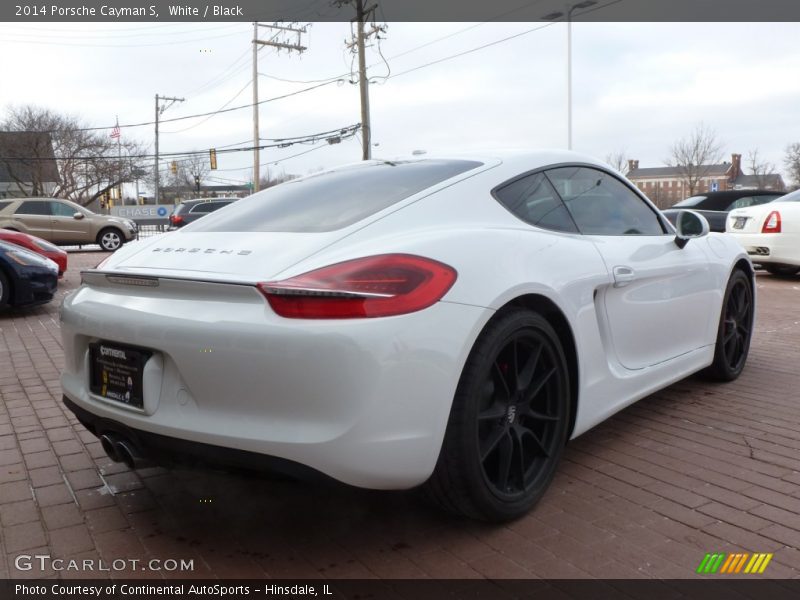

left=387, top=22, right=559, bottom=80
left=0, top=27, right=248, bottom=48
left=0, top=22, right=245, bottom=40
left=161, top=80, right=252, bottom=134
left=181, top=47, right=252, bottom=97
left=1, top=80, right=342, bottom=135
left=0, top=124, right=361, bottom=161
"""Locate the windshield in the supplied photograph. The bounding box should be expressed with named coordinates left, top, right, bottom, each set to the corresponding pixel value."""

left=672, top=196, right=706, bottom=208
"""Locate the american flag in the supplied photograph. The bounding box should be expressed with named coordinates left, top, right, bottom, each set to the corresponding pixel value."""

left=110, top=120, right=121, bottom=139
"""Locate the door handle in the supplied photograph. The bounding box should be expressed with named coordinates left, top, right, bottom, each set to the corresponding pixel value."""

left=612, top=265, right=636, bottom=288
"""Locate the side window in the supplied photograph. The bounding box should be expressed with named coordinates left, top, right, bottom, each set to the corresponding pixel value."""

left=50, top=201, right=77, bottom=217
left=546, top=167, right=665, bottom=235
left=190, top=203, right=223, bottom=214
left=15, top=201, right=51, bottom=216
left=0, top=201, right=12, bottom=211
left=207, top=202, right=230, bottom=212
left=493, top=172, right=578, bottom=233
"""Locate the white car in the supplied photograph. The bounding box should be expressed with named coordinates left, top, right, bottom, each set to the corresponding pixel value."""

left=726, top=188, right=800, bottom=276
left=60, top=151, right=754, bottom=521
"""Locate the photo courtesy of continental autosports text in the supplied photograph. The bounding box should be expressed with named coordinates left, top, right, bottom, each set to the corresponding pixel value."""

left=13, top=583, right=331, bottom=597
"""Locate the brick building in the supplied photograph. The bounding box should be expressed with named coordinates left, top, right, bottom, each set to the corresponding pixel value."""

left=626, top=153, right=785, bottom=208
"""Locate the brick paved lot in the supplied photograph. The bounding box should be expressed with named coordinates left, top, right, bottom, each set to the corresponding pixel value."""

left=1, top=251, right=799, bottom=580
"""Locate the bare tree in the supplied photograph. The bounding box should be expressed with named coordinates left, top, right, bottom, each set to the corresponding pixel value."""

left=785, top=143, right=800, bottom=190
left=666, top=123, right=724, bottom=196
left=746, top=149, right=778, bottom=189
left=156, top=153, right=213, bottom=202
left=604, top=150, right=629, bottom=175
left=258, top=169, right=296, bottom=190
left=1, top=105, right=148, bottom=207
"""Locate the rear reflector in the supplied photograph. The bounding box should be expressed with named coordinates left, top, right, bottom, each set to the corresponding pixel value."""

left=258, top=254, right=457, bottom=319
left=762, top=211, right=781, bottom=233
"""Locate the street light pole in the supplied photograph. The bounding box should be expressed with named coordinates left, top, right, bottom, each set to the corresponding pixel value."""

left=542, top=1, right=596, bottom=151
left=567, top=6, right=573, bottom=150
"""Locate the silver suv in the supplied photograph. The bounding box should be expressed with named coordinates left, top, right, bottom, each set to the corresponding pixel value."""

left=0, top=198, right=137, bottom=251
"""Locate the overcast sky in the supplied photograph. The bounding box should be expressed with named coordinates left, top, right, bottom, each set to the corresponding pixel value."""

left=1, top=20, right=798, bottom=193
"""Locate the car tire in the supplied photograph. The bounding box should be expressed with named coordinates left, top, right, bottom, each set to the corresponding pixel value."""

left=703, top=269, right=754, bottom=382
left=764, top=265, right=800, bottom=277
left=425, top=308, right=571, bottom=521
left=0, top=270, right=10, bottom=309
left=97, top=228, right=124, bottom=252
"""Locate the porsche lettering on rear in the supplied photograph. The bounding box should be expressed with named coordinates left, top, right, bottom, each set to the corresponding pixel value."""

left=151, top=247, right=253, bottom=255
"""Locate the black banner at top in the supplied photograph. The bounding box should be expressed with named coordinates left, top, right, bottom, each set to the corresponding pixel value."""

left=3, top=0, right=800, bottom=22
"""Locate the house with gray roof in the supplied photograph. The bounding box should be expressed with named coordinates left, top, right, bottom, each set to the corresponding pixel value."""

left=0, top=131, right=59, bottom=198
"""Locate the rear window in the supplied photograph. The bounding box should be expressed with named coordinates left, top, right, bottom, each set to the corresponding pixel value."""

left=190, top=201, right=228, bottom=214
left=0, top=201, right=12, bottom=212
left=190, top=159, right=482, bottom=233
left=673, top=196, right=706, bottom=208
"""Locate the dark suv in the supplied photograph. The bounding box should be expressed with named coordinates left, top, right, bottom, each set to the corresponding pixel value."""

left=167, top=198, right=238, bottom=230
left=662, top=190, right=782, bottom=232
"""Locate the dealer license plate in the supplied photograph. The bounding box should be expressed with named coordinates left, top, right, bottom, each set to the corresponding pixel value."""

left=89, top=342, right=152, bottom=409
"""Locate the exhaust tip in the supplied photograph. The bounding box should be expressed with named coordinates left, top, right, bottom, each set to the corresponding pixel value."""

left=99, top=434, right=121, bottom=463
left=114, top=438, right=152, bottom=470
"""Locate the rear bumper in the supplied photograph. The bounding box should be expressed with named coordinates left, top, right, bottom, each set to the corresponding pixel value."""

left=727, top=232, right=800, bottom=267
left=60, top=281, right=491, bottom=489
left=63, top=396, right=333, bottom=482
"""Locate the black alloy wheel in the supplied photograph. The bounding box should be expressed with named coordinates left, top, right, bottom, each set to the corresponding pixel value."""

left=426, top=309, right=570, bottom=521
left=704, top=269, right=754, bottom=381
left=478, top=328, right=565, bottom=500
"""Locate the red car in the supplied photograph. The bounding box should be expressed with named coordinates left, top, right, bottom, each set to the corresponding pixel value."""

left=0, top=229, right=68, bottom=276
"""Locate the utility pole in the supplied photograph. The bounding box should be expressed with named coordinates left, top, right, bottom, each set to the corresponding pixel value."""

left=154, top=94, right=184, bottom=204
left=252, top=22, right=307, bottom=193
left=342, top=0, right=385, bottom=160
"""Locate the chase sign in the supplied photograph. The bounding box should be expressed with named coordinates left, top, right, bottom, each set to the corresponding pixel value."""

left=110, top=205, right=173, bottom=224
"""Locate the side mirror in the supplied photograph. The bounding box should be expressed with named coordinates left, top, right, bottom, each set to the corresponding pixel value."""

left=73, top=212, right=85, bottom=220
left=674, top=209, right=709, bottom=249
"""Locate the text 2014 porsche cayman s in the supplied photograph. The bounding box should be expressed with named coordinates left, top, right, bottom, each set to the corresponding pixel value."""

left=60, top=151, right=755, bottom=520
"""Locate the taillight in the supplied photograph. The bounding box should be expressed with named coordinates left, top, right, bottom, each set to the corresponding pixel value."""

left=762, top=211, right=781, bottom=233
left=258, top=254, right=457, bottom=319
left=169, top=214, right=183, bottom=225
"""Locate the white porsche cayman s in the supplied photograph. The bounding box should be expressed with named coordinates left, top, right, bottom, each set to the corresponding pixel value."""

left=60, top=151, right=755, bottom=521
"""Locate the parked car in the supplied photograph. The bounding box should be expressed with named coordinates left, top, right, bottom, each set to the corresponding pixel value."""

left=0, top=229, right=68, bottom=276
left=0, top=198, right=138, bottom=251
left=726, top=187, right=800, bottom=276
left=662, top=190, right=783, bottom=232
left=0, top=240, right=59, bottom=309
left=60, top=151, right=754, bottom=521
left=168, top=198, right=238, bottom=230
